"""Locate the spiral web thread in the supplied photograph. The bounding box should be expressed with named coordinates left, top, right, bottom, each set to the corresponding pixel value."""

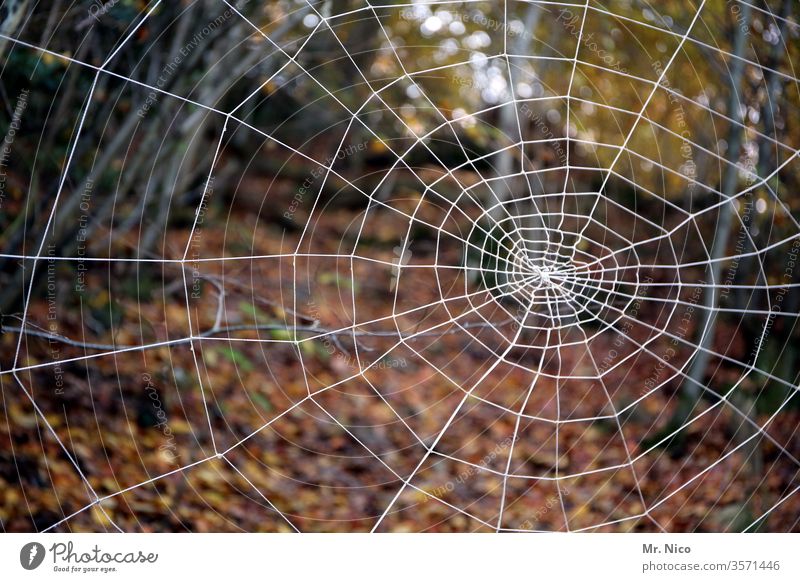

left=1, top=0, right=800, bottom=532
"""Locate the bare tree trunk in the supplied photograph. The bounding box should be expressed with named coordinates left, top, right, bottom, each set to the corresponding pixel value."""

left=0, top=0, right=31, bottom=58
left=493, top=4, right=541, bottom=219
left=735, top=0, right=792, bottom=530
left=0, top=2, right=308, bottom=313
left=660, top=3, right=752, bottom=444
left=485, top=5, right=543, bottom=300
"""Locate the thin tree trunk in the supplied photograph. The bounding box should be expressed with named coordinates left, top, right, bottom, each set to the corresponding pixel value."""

left=737, top=0, right=792, bottom=529
left=663, top=3, right=753, bottom=441
left=493, top=4, right=541, bottom=219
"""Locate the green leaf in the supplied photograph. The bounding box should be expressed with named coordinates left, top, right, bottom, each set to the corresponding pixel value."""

left=239, top=301, right=269, bottom=322
left=218, top=346, right=255, bottom=373
left=251, top=393, right=273, bottom=413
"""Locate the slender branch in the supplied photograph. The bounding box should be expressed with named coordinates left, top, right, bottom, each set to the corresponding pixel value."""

left=1, top=318, right=511, bottom=353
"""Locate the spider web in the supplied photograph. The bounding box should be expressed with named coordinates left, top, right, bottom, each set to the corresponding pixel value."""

left=1, top=0, right=800, bottom=532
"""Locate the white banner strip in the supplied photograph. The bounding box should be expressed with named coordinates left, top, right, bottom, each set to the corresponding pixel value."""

left=1, top=533, right=796, bottom=581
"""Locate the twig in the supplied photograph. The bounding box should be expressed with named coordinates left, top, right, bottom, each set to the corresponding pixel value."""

left=1, top=318, right=510, bottom=353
